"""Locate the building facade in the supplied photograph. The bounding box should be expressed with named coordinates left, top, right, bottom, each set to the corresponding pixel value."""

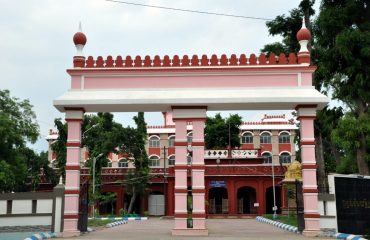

left=47, top=112, right=296, bottom=217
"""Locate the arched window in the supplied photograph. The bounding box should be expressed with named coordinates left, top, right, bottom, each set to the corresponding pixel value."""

left=262, top=152, right=272, bottom=164
left=168, top=155, right=175, bottom=165
left=187, top=132, right=193, bottom=143
left=168, top=135, right=175, bottom=147
left=149, top=155, right=160, bottom=167
left=241, top=132, right=253, bottom=144
left=279, top=132, right=290, bottom=144
left=260, top=132, right=272, bottom=144
left=149, top=136, right=160, bottom=148
left=279, top=152, right=291, bottom=164
left=118, top=158, right=128, bottom=168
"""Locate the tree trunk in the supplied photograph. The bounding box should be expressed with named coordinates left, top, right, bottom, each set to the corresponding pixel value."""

left=357, top=133, right=369, bottom=175
left=127, top=187, right=137, bottom=214
left=330, top=143, right=341, bottom=166
left=356, top=99, right=369, bottom=175
left=315, top=132, right=327, bottom=192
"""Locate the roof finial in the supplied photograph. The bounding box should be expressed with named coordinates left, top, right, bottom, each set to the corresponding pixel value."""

left=73, top=23, right=87, bottom=67
left=296, top=16, right=311, bottom=64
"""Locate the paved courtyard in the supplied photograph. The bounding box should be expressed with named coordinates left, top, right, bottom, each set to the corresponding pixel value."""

left=65, top=218, right=330, bottom=240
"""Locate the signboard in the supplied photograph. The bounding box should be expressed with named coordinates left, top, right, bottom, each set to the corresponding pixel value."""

left=335, top=176, right=370, bottom=235
left=209, top=181, right=226, bottom=188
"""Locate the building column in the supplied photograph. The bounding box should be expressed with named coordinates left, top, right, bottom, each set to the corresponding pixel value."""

left=63, top=109, right=84, bottom=237
left=192, top=119, right=207, bottom=230
left=297, top=106, right=320, bottom=236
left=172, top=107, right=208, bottom=236
left=228, top=179, right=236, bottom=215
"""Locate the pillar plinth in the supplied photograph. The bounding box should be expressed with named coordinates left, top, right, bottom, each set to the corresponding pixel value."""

left=63, top=109, right=84, bottom=237
left=297, top=106, right=320, bottom=236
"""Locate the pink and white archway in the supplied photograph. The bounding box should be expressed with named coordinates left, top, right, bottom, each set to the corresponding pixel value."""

left=54, top=21, right=327, bottom=237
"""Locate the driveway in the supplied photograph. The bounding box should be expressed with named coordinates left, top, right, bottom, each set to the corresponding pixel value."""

left=66, top=218, right=330, bottom=240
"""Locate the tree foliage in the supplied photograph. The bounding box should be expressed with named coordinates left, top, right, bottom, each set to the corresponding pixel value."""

left=118, top=112, right=150, bottom=213
left=314, top=0, right=370, bottom=174
left=261, top=0, right=315, bottom=56
left=205, top=113, right=242, bottom=150
left=0, top=89, right=48, bottom=192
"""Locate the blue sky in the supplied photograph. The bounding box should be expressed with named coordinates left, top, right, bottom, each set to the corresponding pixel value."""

left=0, top=0, right=321, bottom=152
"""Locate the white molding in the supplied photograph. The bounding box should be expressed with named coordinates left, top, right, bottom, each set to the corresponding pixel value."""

left=54, top=87, right=329, bottom=112
left=172, top=109, right=207, bottom=119
left=65, top=110, right=83, bottom=119
left=297, top=72, right=302, bottom=86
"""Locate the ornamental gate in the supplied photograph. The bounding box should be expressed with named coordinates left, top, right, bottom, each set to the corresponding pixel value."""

left=54, top=21, right=328, bottom=237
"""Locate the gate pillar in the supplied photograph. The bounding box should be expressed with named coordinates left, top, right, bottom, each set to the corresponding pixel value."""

left=172, top=107, right=208, bottom=236
left=297, top=106, right=320, bottom=236
left=63, top=109, right=84, bottom=237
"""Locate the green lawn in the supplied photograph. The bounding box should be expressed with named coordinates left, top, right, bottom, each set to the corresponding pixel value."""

left=263, top=214, right=297, bottom=227
left=88, top=219, right=116, bottom=228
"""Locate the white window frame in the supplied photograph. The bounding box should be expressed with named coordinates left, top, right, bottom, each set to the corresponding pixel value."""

left=241, top=131, right=253, bottom=144
left=262, top=151, right=272, bottom=164
left=149, top=135, right=160, bottom=148
left=168, top=155, right=175, bottom=166
left=279, top=152, right=291, bottom=164
left=168, top=135, right=175, bottom=147
left=260, top=131, right=272, bottom=144
left=149, top=155, right=160, bottom=167
left=279, top=131, right=291, bottom=144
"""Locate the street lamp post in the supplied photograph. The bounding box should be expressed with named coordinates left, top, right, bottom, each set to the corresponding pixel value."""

left=92, top=153, right=104, bottom=219
left=272, top=160, right=277, bottom=219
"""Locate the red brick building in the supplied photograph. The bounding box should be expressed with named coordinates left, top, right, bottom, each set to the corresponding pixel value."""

left=47, top=112, right=296, bottom=217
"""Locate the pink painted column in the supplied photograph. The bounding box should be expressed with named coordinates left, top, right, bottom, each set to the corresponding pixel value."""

left=172, top=107, right=208, bottom=236
left=173, top=119, right=188, bottom=232
left=63, top=109, right=84, bottom=237
left=192, top=119, right=206, bottom=230
left=297, top=106, right=320, bottom=236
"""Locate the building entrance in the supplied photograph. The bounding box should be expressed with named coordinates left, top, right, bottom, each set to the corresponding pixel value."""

left=237, top=187, right=256, bottom=214
left=208, top=187, right=228, bottom=214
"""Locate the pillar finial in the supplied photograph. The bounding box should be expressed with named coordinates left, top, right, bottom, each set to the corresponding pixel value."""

left=296, top=17, right=311, bottom=64
left=73, top=22, right=87, bottom=67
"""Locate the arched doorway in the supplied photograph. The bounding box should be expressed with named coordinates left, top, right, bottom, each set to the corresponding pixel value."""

left=265, top=186, right=282, bottom=214
left=208, top=187, right=228, bottom=214
left=237, top=187, right=257, bottom=214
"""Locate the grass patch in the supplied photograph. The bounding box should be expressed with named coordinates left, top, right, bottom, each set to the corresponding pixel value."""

left=88, top=219, right=115, bottom=228
left=263, top=214, right=297, bottom=227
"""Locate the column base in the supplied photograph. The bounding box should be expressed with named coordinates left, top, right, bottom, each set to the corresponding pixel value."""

left=62, top=230, right=81, bottom=237
left=302, top=229, right=321, bottom=237
left=172, top=229, right=209, bottom=236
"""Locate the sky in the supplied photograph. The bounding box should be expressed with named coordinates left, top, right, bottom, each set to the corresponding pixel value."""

left=0, top=0, right=321, bottom=153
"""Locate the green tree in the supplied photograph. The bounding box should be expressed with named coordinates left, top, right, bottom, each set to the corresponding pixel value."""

left=205, top=113, right=242, bottom=150
left=0, top=89, right=40, bottom=192
left=51, top=118, right=67, bottom=181
left=261, top=0, right=315, bottom=56
left=118, top=112, right=150, bottom=214
left=314, top=0, right=370, bottom=175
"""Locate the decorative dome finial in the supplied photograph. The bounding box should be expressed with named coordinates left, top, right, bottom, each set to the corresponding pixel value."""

left=296, top=17, right=311, bottom=42
left=296, top=17, right=311, bottom=64
left=73, top=22, right=87, bottom=54
left=73, top=22, right=87, bottom=67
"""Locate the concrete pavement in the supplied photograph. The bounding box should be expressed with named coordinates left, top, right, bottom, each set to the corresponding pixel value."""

left=64, top=218, right=330, bottom=240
